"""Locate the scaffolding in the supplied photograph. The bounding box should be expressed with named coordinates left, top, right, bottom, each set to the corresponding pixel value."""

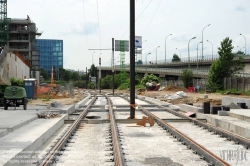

left=0, top=0, right=8, bottom=47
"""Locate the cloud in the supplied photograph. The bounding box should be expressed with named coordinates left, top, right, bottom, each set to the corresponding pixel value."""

left=235, top=5, right=247, bottom=11
left=61, top=22, right=98, bottom=36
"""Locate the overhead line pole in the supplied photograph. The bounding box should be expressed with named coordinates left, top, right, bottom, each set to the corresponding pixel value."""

left=129, top=0, right=135, bottom=119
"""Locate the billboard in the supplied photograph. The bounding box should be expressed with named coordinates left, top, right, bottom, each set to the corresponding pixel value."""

left=115, top=40, right=129, bottom=51
left=135, top=36, right=142, bottom=48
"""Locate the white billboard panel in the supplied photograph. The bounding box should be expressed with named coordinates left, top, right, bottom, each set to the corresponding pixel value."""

left=135, top=36, right=142, bottom=48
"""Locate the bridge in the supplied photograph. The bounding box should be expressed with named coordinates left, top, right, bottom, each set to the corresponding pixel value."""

left=98, top=55, right=250, bottom=80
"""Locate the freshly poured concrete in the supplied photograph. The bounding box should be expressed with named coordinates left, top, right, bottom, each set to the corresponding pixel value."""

left=170, top=122, right=250, bottom=166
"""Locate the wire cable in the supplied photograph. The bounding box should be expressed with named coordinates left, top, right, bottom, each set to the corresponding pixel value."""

left=96, top=0, right=102, bottom=53
left=143, top=0, right=162, bottom=37
left=119, top=0, right=153, bottom=39
left=83, top=0, right=89, bottom=48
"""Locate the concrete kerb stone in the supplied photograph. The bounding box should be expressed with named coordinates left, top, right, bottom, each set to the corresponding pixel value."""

left=222, top=96, right=250, bottom=108
left=75, top=93, right=91, bottom=109
left=60, top=105, right=75, bottom=116
left=227, top=112, right=250, bottom=123
left=137, top=96, right=172, bottom=107
left=0, top=116, right=38, bottom=132
left=1, top=115, right=67, bottom=166
left=179, top=104, right=203, bottom=113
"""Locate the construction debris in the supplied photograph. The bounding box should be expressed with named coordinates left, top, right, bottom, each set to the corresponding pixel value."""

left=164, top=91, right=187, bottom=100
left=136, top=116, right=155, bottom=127
left=36, top=112, right=62, bottom=119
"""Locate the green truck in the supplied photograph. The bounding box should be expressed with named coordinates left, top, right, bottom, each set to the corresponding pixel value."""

left=3, top=86, right=28, bottom=110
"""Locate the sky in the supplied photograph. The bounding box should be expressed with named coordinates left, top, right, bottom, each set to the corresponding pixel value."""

left=8, top=0, right=250, bottom=70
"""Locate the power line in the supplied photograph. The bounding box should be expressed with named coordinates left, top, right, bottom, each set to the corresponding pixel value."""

left=96, top=0, right=102, bottom=53
left=83, top=0, right=89, bottom=48
left=120, top=0, right=153, bottom=39
left=143, top=0, right=162, bottom=37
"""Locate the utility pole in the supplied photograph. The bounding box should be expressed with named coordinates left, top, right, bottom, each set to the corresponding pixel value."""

left=112, top=38, right=114, bottom=95
left=129, top=0, right=135, bottom=119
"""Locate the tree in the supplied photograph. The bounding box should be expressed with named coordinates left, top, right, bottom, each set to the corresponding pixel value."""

left=89, top=64, right=97, bottom=77
left=172, top=54, right=181, bottom=62
left=180, top=69, right=193, bottom=88
left=71, top=72, right=80, bottom=81
left=40, top=68, right=48, bottom=80
left=207, top=37, right=244, bottom=92
left=63, top=70, right=71, bottom=81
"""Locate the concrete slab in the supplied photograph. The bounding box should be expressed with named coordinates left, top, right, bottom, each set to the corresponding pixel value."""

left=222, top=96, right=250, bottom=108
left=110, top=97, right=129, bottom=105
left=179, top=104, right=203, bottom=113
left=0, top=114, right=67, bottom=166
left=228, top=109, right=250, bottom=123
left=118, top=123, right=207, bottom=166
left=148, top=111, right=180, bottom=119
left=0, top=110, right=38, bottom=132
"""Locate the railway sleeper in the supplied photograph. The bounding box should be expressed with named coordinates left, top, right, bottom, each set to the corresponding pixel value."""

left=105, top=158, right=114, bottom=162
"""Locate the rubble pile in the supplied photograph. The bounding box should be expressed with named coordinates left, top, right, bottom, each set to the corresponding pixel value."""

left=36, top=112, right=62, bottom=119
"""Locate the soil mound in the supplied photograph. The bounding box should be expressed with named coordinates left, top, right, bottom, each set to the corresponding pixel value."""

left=163, top=85, right=188, bottom=92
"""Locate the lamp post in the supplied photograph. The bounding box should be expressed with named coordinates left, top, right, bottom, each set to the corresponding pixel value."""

left=176, top=48, right=181, bottom=59
left=202, top=24, right=210, bottom=59
left=92, top=51, right=95, bottom=64
left=207, top=40, right=213, bottom=60
left=196, top=41, right=202, bottom=76
left=145, top=52, right=151, bottom=73
left=240, top=34, right=247, bottom=55
left=188, top=37, right=196, bottom=69
left=99, top=53, right=102, bottom=93
left=156, top=46, right=160, bottom=69
left=165, top=34, right=172, bottom=63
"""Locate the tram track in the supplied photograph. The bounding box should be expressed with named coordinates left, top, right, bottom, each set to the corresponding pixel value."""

left=37, top=92, right=250, bottom=165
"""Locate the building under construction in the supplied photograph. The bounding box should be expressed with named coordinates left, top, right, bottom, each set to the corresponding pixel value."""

left=0, top=0, right=42, bottom=78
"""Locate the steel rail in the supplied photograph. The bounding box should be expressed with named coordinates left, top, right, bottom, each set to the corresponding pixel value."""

left=141, top=97, right=250, bottom=149
left=38, top=96, right=97, bottom=166
left=122, top=96, right=229, bottom=165
left=138, top=104, right=230, bottom=166
left=106, top=94, right=125, bottom=166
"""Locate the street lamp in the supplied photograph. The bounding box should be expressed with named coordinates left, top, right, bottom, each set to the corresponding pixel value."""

left=145, top=52, right=151, bottom=73
left=240, top=34, right=247, bottom=55
left=176, top=48, right=181, bottom=59
left=202, top=24, right=211, bottom=59
left=156, top=46, right=160, bottom=69
left=188, top=37, right=196, bottom=69
left=92, top=51, right=95, bottom=64
left=165, top=34, right=172, bottom=63
left=196, top=41, right=202, bottom=76
left=207, top=40, right=213, bottom=60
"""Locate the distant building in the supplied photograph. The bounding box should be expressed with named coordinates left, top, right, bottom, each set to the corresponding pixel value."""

left=36, top=39, right=63, bottom=80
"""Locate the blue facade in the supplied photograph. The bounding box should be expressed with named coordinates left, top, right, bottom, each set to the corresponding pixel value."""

left=36, top=39, right=63, bottom=79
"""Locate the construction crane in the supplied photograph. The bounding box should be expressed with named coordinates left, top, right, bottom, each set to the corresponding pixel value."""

left=0, top=0, right=8, bottom=47
left=47, top=66, right=57, bottom=88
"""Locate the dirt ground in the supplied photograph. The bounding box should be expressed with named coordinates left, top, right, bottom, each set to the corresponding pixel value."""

left=28, top=89, right=87, bottom=106
left=28, top=86, right=249, bottom=107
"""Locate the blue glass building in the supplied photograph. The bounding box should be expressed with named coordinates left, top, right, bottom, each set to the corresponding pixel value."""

left=36, top=39, right=63, bottom=79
